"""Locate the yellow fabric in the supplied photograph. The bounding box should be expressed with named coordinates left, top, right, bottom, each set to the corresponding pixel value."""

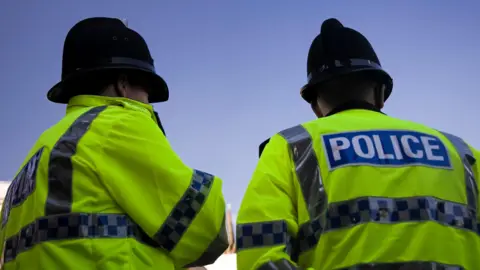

left=473, top=147, right=480, bottom=223
left=237, top=134, right=303, bottom=269
left=0, top=95, right=227, bottom=270
left=237, top=109, right=480, bottom=270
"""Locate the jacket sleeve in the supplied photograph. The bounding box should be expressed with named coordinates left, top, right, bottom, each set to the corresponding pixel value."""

left=471, top=146, right=480, bottom=221
left=237, top=134, right=306, bottom=270
left=98, top=110, right=228, bottom=268
left=0, top=207, right=5, bottom=267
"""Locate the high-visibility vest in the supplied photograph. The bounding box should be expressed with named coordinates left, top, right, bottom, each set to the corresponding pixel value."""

left=237, top=108, right=480, bottom=270
left=0, top=95, right=228, bottom=270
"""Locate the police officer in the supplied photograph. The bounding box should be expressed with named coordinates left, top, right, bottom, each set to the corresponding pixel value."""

left=236, top=18, right=480, bottom=270
left=0, top=17, right=228, bottom=269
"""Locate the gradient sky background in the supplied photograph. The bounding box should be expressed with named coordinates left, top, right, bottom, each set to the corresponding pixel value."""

left=1, top=1, right=479, bottom=221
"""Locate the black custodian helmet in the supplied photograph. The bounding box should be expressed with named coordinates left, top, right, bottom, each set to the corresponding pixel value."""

left=47, top=17, right=169, bottom=104
left=300, top=18, right=393, bottom=104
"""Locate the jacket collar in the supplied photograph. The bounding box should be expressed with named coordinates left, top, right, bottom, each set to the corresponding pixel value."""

left=67, top=95, right=155, bottom=116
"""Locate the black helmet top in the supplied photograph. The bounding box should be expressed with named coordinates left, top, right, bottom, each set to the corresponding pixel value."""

left=300, top=18, right=393, bottom=103
left=47, top=17, right=169, bottom=104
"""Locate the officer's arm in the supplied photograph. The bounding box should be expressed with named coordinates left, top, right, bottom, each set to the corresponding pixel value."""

left=237, top=134, right=305, bottom=270
left=0, top=208, right=4, bottom=267
left=98, top=111, right=228, bottom=268
left=471, top=147, right=480, bottom=221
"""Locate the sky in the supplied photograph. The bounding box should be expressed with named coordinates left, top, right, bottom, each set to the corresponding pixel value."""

left=1, top=1, right=479, bottom=219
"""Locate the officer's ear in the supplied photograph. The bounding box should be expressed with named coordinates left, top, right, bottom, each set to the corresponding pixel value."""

left=115, top=74, right=130, bottom=96
left=374, top=84, right=385, bottom=109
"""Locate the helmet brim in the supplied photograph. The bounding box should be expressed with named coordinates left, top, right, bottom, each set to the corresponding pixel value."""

left=300, top=67, right=392, bottom=104
left=47, top=65, right=169, bottom=104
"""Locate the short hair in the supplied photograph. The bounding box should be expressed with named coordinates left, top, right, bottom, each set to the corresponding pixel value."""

left=315, top=73, right=377, bottom=106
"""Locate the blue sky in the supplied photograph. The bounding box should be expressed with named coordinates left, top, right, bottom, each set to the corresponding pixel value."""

left=1, top=1, right=479, bottom=216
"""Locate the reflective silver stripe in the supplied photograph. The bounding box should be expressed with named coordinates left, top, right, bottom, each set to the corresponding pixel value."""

left=296, top=196, right=478, bottom=254
left=3, top=213, right=155, bottom=263
left=440, top=131, right=478, bottom=214
left=279, top=125, right=326, bottom=220
left=258, top=259, right=299, bottom=270
left=184, top=214, right=229, bottom=268
left=154, top=169, right=215, bottom=252
left=343, top=261, right=463, bottom=270
left=46, top=106, right=107, bottom=215
left=236, top=220, right=292, bottom=253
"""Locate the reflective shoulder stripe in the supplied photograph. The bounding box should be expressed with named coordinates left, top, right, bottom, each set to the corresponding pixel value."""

left=440, top=131, right=478, bottom=213
left=236, top=220, right=291, bottom=253
left=278, top=125, right=326, bottom=220
left=3, top=213, right=156, bottom=263
left=6, top=108, right=223, bottom=264
left=153, top=169, right=218, bottom=253
left=46, top=106, right=108, bottom=215
left=258, top=259, right=299, bottom=270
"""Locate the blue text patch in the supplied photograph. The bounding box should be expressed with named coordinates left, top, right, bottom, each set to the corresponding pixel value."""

left=322, top=130, right=452, bottom=170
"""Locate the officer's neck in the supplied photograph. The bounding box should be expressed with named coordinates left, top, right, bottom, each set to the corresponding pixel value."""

left=322, top=100, right=383, bottom=117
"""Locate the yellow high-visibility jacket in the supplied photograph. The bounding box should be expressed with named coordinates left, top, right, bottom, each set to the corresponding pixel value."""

left=0, top=95, right=228, bottom=270
left=237, top=107, right=480, bottom=270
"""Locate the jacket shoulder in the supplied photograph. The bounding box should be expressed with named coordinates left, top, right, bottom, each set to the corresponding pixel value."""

left=258, top=123, right=311, bottom=158
left=437, top=130, right=476, bottom=165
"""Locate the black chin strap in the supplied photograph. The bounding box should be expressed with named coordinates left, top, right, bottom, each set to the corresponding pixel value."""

left=153, top=111, right=166, bottom=136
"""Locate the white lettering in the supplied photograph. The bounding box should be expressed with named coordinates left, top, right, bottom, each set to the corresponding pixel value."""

left=390, top=135, right=404, bottom=159
left=329, top=137, right=350, bottom=161
left=352, top=135, right=375, bottom=159
left=2, top=148, right=43, bottom=227
left=324, top=131, right=451, bottom=170
left=373, top=135, right=394, bottom=159
left=401, top=135, right=423, bottom=158
left=421, top=136, right=444, bottom=161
